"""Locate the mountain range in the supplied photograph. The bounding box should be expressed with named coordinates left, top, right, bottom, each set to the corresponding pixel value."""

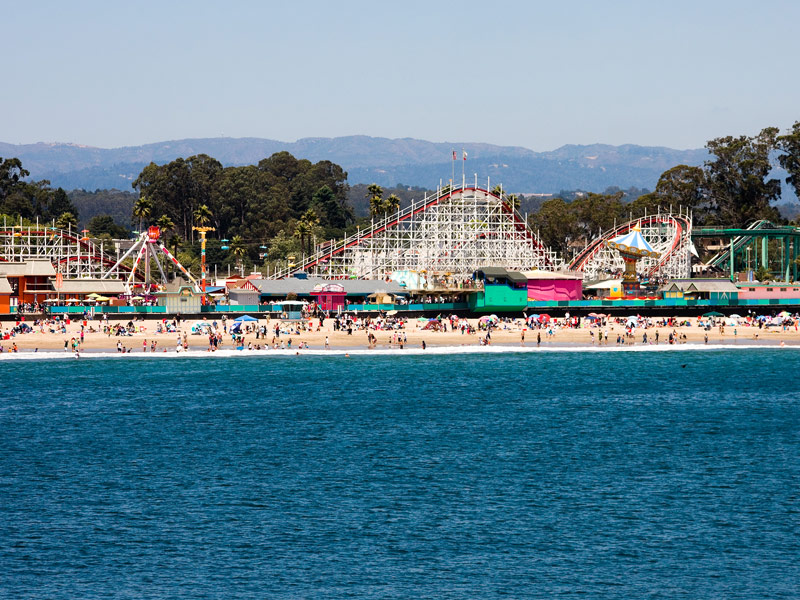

left=0, top=136, right=713, bottom=195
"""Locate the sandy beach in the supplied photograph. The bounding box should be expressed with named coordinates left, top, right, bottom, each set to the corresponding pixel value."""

left=1, top=314, right=797, bottom=354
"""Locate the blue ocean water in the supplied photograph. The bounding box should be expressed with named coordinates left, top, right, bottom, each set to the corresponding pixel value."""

left=1, top=348, right=798, bottom=599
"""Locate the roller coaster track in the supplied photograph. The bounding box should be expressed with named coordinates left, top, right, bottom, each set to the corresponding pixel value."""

left=702, top=220, right=772, bottom=269
left=272, top=185, right=552, bottom=280
left=0, top=228, right=141, bottom=279
left=569, top=213, right=693, bottom=281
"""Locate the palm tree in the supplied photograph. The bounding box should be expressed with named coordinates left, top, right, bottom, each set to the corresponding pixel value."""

left=230, top=235, right=247, bottom=276
left=293, top=219, right=311, bottom=258
left=193, top=204, right=213, bottom=227
left=165, top=233, right=182, bottom=279
left=385, top=194, right=401, bottom=215
left=296, top=209, right=319, bottom=255
left=132, top=197, right=152, bottom=232
left=192, top=204, right=213, bottom=243
left=156, top=214, right=175, bottom=237
left=55, top=211, right=78, bottom=231
left=367, top=183, right=384, bottom=217
left=168, top=234, right=181, bottom=257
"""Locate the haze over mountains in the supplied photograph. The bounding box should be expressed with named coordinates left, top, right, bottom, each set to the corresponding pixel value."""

left=0, top=136, right=711, bottom=195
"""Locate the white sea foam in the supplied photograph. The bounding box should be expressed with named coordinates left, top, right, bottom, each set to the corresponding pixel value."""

left=0, top=342, right=794, bottom=361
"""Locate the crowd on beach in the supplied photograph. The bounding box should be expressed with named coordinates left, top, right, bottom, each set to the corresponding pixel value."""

left=1, top=308, right=799, bottom=355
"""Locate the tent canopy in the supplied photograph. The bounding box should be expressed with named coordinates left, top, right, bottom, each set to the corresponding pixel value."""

left=234, top=315, right=259, bottom=322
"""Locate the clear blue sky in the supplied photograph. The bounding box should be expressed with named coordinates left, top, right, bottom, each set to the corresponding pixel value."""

left=4, top=0, right=799, bottom=150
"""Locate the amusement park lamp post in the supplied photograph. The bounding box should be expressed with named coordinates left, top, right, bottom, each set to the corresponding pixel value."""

left=193, top=226, right=215, bottom=302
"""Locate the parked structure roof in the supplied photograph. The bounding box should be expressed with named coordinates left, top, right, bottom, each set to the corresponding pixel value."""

left=0, top=260, right=56, bottom=276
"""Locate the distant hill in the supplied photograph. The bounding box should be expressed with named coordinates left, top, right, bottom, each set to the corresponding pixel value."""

left=0, top=136, right=731, bottom=194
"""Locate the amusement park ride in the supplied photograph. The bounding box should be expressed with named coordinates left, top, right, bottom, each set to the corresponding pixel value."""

left=0, top=218, right=198, bottom=294
left=606, top=223, right=662, bottom=294
left=271, top=178, right=557, bottom=281
left=271, top=178, right=696, bottom=291
left=15, top=175, right=800, bottom=296
left=102, top=226, right=198, bottom=293
left=0, top=181, right=700, bottom=296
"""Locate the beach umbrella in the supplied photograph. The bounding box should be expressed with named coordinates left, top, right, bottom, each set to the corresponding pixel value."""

left=538, top=314, right=550, bottom=322
left=729, top=314, right=742, bottom=319
left=779, top=311, right=791, bottom=317
left=234, top=315, right=259, bottom=322
left=95, top=295, right=111, bottom=302
left=703, top=311, right=724, bottom=317
left=87, top=293, right=101, bottom=298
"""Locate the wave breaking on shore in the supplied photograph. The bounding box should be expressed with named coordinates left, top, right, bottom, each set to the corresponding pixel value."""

left=0, top=342, right=794, bottom=361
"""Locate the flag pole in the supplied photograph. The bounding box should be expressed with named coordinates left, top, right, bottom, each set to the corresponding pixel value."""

left=451, top=148, right=455, bottom=188
left=461, top=148, right=466, bottom=186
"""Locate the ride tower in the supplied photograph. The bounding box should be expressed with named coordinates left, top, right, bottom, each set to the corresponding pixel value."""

left=606, top=223, right=661, bottom=295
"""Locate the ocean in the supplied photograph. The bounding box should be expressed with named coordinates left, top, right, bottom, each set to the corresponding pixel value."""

left=1, top=347, right=798, bottom=599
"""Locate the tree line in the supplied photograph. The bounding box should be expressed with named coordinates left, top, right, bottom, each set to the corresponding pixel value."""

left=0, top=157, right=79, bottom=228
left=2, top=122, right=800, bottom=273
left=128, top=151, right=354, bottom=270
left=529, top=123, right=800, bottom=259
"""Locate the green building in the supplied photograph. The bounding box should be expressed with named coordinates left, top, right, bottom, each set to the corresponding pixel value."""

left=469, top=267, right=528, bottom=312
